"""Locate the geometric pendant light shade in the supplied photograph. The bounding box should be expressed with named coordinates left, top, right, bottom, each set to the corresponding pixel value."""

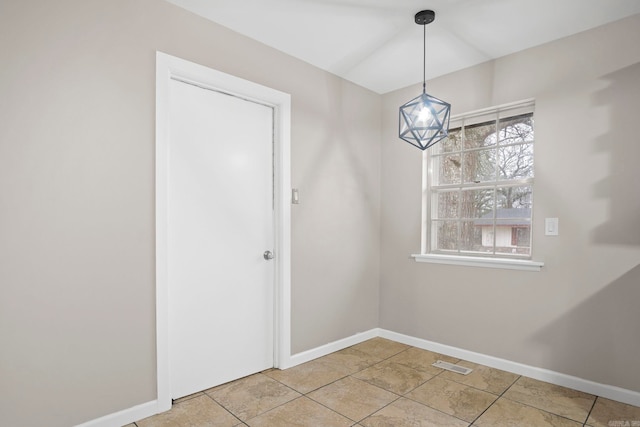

left=399, top=10, right=451, bottom=150
left=399, top=92, right=451, bottom=150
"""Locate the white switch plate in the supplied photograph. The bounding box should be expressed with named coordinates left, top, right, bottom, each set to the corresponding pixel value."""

left=291, top=188, right=299, bottom=204
left=545, top=218, right=559, bottom=236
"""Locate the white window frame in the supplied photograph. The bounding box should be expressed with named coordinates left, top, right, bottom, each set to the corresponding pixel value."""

left=412, top=99, right=544, bottom=271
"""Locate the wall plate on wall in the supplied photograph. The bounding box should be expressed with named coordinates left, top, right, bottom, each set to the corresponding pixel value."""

left=545, top=218, right=559, bottom=236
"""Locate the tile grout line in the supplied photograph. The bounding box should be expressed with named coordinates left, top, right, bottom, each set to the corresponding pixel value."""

left=392, top=364, right=475, bottom=426
left=345, top=363, right=471, bottom=425
left=191, top=346, right=509, bottom=426
left=505, top=375, right=600, bottom=425
left=201, top=391, right=244, bottom=425
left=305, top=389, right=380, bottom=425
left=354, top=395, right=404, bottom=425
left=347, top=343, right=484, bottom=425
left=171, top=391, right=204, bottom=405
left=260, top=341, right=390, bottom=394
left=216, top=372, right=307, bottom=423
left=338, top=346, right=428, bottom=424
left=467, top=374, right=522, bottom=425
left=402, top=374, right=477, bottom=426
left=391, top=357, right=507, bottom=426
left=498, top=393, right=596, bottom=425
left=250, top=362, right=388, bottom=424
left=583, top=395, right=599, bottom=427
left=239, top=395, right=308, bottom=425
left=348, top=346, right=429, bottom=423
left=406, top=346, right=614, bottom=426
left=266, top=342, right=443, bottom=425
left=469, top=372, right=602, bottom=426
left=295, top=344, right=412, bottom=425
left=400, top=391, right=472, bottom=426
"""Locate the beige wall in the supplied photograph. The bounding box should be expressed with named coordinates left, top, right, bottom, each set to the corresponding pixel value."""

left=2, top=1, right=638, bottom=425
left=0, top=1, right=380, bottom=426
left=381, top=13, right=640, bottom=393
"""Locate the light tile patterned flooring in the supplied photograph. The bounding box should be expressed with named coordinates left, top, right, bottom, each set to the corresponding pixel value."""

left=131, top=338, right=640, bottom=426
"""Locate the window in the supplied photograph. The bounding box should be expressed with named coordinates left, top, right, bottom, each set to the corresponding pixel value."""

left=422, top=100, right=535, bottom=260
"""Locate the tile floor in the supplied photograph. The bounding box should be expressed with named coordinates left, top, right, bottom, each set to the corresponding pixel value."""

left=131, top=338, right=640, bottom=426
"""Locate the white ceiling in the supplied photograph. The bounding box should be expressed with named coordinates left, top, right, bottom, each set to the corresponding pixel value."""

left=166, top=0, right=640, bottom=94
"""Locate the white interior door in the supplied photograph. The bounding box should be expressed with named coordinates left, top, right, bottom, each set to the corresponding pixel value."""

left=167, top=78, right=275, bottom=399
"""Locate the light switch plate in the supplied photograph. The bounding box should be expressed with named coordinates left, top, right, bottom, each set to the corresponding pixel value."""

left=545, top=218, right=559, bottom=236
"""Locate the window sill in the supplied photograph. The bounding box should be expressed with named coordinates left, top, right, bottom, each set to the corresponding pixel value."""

left=411, top=254, right=544, bottom=271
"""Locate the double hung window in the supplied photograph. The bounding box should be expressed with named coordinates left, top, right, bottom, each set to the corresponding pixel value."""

left=422, top=100, right=535, bottom=259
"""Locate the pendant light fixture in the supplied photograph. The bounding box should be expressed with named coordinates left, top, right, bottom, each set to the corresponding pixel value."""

left=399, top=10, right=451, bottom=150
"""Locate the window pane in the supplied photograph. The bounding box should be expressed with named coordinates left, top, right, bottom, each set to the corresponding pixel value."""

left=460, top=221, right=485, bottom=253
left=496, top=186, right=532, bottom=210
left=462, top=148, right=495, bottom=183
left=494, top=231, right=530, bottom=255
left=433, top=154, right=461, bottom=185
left=433, top=191, right=458, bottom=219
left=498, top=143, right=533, bottom=180
left=460, top=188, right=494, bottom=219
left=462, top=189, right=495, bottom=253
left=438, top=128, right=461, bottom=153
left=498, top=114, right=533, bottom=144
left=479, top=226, right=495, bottom=251
left=464, top=121, right=496, bottom=149
left=515, top=227, right=531, bottom=247
left=433, top=220, right=458, bottom=251
left=495, top=233, right=531, bottom=256
left=493, top=191, right=532, bottom=256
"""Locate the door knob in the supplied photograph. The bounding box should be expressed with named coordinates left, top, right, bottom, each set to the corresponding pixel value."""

left=263, top=250, right=274, bottom=260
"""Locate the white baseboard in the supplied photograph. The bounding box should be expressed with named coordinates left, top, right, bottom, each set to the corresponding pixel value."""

left=282, top=328, right=379, bottom=369
left=74, top=400, right=159, bottom=427
left=378, top=329, right=640, bottom=408
left=75, top=329, right=378, bottom=427
left=78, top=328, right=640, bottom=426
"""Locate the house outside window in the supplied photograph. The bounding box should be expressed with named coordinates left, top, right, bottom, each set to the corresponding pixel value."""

left=475, top=208, right=531, bottom=252
left=422, top=100, right=535, bottom=259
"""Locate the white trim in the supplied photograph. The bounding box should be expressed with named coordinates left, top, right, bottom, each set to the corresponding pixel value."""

left=420, top=150, right=429, bottom=253
left=379, top=329, right=640, bottom=408
left=412, top=253, right=544, bottom=271
left=155, top=52, right=291, bottom=411
left=273, top=86, right=292, bottom=370
left=449, top=98, right=535, bottom=128
left=74, top=400, right=158, bottom=427
left=78, top=328, right=640, bottom=425
left=284, top=329, right=380, bottom=369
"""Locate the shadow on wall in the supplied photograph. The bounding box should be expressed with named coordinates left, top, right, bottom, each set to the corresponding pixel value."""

left=532, top=263, right=640, bottom=393
left=591, top=62, right=640, bottom=246
left=290, top=75, right=381, bottom=352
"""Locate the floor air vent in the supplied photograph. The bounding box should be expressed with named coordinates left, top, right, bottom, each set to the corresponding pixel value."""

left=432, top=360, right=473, bottom=375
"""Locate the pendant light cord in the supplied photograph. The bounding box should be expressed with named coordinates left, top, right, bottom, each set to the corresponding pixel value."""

left=422, top=22, right=426, bottom=94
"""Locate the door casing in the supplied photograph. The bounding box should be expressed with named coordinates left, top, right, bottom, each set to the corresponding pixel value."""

left=155, top=51, right=292, bottom=411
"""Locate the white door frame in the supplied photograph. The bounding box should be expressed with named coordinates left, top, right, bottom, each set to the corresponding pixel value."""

left=155, top=51, right=291, bottom=411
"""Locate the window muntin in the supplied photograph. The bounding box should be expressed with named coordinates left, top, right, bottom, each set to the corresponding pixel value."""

left=423, top=103, right=534, bottom=259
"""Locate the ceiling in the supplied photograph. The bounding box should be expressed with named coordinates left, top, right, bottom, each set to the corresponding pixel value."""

left=166, top=0, right=640, bottom=94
